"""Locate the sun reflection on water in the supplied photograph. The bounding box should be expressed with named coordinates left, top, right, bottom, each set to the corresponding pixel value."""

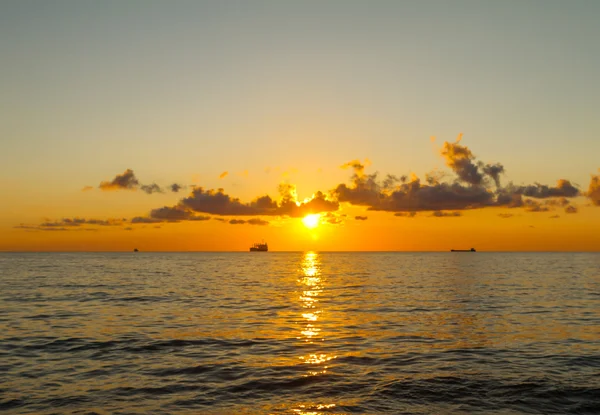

left=293, top=252, right=338, bottom=412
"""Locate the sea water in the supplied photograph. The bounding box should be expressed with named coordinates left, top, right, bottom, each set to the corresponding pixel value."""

left=1, top=252, right=599, bottom=414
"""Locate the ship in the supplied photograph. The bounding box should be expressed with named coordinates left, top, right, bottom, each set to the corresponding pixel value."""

left=249, top=241, right=268, bottom=252
left=451, top=248, right=476, bottom=252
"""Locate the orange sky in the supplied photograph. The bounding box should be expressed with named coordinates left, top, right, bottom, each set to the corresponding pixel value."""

left=3, top=139, right=600, bottom=252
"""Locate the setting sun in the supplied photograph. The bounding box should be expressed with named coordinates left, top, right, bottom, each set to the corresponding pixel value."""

left=302, top=214, right=321, bottom=229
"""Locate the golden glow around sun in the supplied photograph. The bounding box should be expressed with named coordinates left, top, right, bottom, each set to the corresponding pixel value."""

left=302, top=214, right=320, bottom=229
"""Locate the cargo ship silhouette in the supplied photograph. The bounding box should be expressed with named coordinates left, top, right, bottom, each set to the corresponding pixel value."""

left=249, top=241, right=268, bottom=252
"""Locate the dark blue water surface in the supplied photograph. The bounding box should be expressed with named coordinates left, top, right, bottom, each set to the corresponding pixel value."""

left=1, top=252, right=599, bottom=414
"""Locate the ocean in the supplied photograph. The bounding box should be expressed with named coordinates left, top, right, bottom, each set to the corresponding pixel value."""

left=1, top=252, right=599, bottom=414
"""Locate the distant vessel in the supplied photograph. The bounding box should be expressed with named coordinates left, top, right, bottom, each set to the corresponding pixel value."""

left=451, top=248, right=476, bottom=252
left=133, top=248, right=139, bottom=252
left=250, top=242, right=268, bottom=252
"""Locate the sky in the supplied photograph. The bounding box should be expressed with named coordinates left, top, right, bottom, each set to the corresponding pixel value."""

left=1, top=0, right=600, bottom=251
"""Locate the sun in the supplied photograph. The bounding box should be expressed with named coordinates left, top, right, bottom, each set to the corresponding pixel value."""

left=302, top=214, right=320, bottom=229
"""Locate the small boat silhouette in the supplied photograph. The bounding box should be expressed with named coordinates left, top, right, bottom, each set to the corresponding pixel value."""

left=451, top=248, right=476, bottom=252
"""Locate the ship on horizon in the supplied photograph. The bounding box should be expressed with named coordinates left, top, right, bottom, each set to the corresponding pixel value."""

left=250, top=241, right=268, bottom=252
left=451, top=248, right=476, bottom=252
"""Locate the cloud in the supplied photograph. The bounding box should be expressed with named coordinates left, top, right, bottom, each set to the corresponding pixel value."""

left=394, top=212, right=417, bottom=217
left=179, top=185, right=338, bottom=218
left=355, top=216, right=368, bottom=220
left=332, top=139, right=582, bottom=217
left=248, top=218, right=269, bottom=225
left=441, top=140, right=486, bottom=186
left=37, top=218, right=126, bottom=227
left=565, top=205, right=578, bottom=214
left=150, top=206, right=195, bottom=221
left=440, top=139, right=506, bottom=187
left=507, top=180, right=580, bottom=199
left=430, top=211, right=462, bottom=217
left=131, top=216, right=162, bottom=224
left=81, top=186, right=93, bottom=192
left=228, top=218, right=269, bottom=225
left=523, top=200, right=550, bottom=212
left=219, top=171, right=228, bottom=179
left=130, top=206, right=212, bottom=223
left=334, top=174, right=494, bottom=212
left=170, top=183, right=183, bottom=193
left=549, top=215, right=560, bottom=219
left=587, top=171, right=600, bottom=206
left=498, top=213, right=514, bottom=219
left=140, top=183, right=164, bottom=194
left=124, top=227, right=133, bottom=231
left=320, top=212, right=345, bottom=225
left=99, top=169, right=139, bottom=191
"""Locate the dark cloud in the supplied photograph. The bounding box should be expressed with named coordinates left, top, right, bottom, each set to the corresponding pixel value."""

left=441, top=141, right=485, bottom=186
left=321, top=212, right=344, bottom=225
left=131, top=216, right=162, bottom=224
left=481, top=163, right=505, bottom=188
left=523, top=200, right=550, bottom=212
left=355, top=216, right=368, bottom=220
left=508, top=180, right=580, bottom=199
left=228, top=218, right=269, bottom=225
left=588, top=172, right=600, bottom=206
left=335, top=175, right=494, bottom=212
left=14, top=224, right=70, bottom=231
left=247, top=218, right=269, bottom=225
left=170, top=183, right=183, bottom=193
left=180, top=185, right=338, bottom=217
left=549, top=215, right=560, bottom=219
left=124, top=227, right=133, bottom=231
left=565, top=205, right=578, bottom=214
left=150, top=206, right=195, bottom=221
left=498, top=213, right=514, bottom=219
left=441, top=140, right=506, bottom=188
left=394, top=212, right=417, bottom=217
left=35, top=218, right=126, bottom=228
left=140, top=183, right=163, bottom=194
left=430, top=211, right=462, bottom=217
left=99, top=169, right=139, bottom=191
left=333, top=140, right=581, bottom=216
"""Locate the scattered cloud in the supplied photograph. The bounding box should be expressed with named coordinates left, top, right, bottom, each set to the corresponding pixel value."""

left=587, top=171, right=600, bottom=206
left=523, top=199, right=551, bottom=212
left=498, top=213, right=514, bottom=219
left=81, top=186, right=93, bottom=192
left=431, top=211, right=462, bottom=217
left=99, top=169, right=139, bottom=191
left=228, top=218, right=269, bottom=225
left=355, top=216, right=368, bottom=220
left=170, top=183, right=183, bottom=193
left=322, top=212, right=345, bottom=225
left=394, top=212, right=417, bottom=218
left=131, top=216, right=162, bottom=224
left=140, top=183, right=163, bottom=194
left=565, top=205, right=578, bottom=214
left=219, top=171, right=228, bottom=179
left=549, top=215, right=560, bottom=219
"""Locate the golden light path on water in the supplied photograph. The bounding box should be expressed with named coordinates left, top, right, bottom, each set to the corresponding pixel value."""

left=293, top=252, right=338, bottom=414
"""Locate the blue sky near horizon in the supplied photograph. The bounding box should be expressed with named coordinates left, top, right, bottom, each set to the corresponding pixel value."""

left=1, top=0, right=599, bottom=250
